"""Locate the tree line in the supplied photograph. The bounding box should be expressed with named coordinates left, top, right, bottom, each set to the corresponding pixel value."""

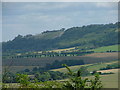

left=3, top=51, right=94, bottom=59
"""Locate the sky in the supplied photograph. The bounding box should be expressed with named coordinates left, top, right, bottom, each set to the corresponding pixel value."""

left=2, top=2, right=118, bottom=42
left=0, top=2, right=2, bottom=42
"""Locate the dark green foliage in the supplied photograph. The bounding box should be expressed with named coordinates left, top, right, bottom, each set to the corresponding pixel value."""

left=2, top=22, right=119, bottom=53
left=3, top=64, right=103, bottom=89
left=16, top=74, right=31, bottom=88
left=33, top=71, right=68, bottom=81
left=45, top=60, right=84, bottom=70
left=24, top=69, right=30, bottom=72
left=62, top=64, right=88, bottom=89
left=35, top=71, right=68, bottom=81
left=2, top=67, right=16, bottom=83
left=62, top=64, right=103, bottom=89
left=2, top=71, right=16, bottom=83
left=17, top=67, right=68, bottom=82
left=89, top=73, right=103, bottom=89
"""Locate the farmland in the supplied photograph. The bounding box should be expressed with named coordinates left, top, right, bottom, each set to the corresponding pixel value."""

left=60, top=69, right=119, bottom=88
left=88, top=44, right=119, bottom=52
left=84, top=70, right=119, bottom=88
left=51, top=61, right=118, bottom=73
left=51, top=61, right=119, bottom=88
left=2, top=49, right=119, bottom=88
left=2, top=52, right=118, bottom=73
left=3, top=52, right=118, bottom=66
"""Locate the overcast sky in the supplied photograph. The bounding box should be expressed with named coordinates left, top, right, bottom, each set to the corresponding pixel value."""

left=2, top=2, right=118, bottom=42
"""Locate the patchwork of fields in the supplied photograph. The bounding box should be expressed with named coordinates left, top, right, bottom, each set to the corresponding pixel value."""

left=3, top=52, right=118, bottom=66
left=2, top=45, right=119, bottom=88
left=2, top=52, right=118, bottom=73
left=51, top=61, right=118, bottom=73
left=52, top=61, right=119, bottom=88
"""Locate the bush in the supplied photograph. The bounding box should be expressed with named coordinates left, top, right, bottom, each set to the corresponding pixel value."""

left=62, top=64, right=103, bottom=89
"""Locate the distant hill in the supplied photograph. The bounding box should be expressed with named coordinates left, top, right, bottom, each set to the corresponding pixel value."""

left=2, top=22, right=119, bottom=53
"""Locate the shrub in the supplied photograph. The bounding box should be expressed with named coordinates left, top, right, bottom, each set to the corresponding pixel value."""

left=62, top=64, right=103, bottom=89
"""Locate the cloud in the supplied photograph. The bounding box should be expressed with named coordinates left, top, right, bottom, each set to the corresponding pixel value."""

left=2, top=0, right=119, bottom=2
left=95, top=2, right=118, bottom=8
left=22, top=3, right=75, bottom=10
left=2, top=2, right=118, bottom=41
left=0, top=2, right=2, bottom=42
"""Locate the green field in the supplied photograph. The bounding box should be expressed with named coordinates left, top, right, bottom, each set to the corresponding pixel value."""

left=100, top=72, right=118, bottom=88
left=83, top=71, right=118, bottom=88
left=51, top=61, right=118, bottom=73
left=88, top=44, right=119, bottom=52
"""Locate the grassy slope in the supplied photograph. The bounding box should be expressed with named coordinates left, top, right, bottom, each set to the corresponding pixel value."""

left=35, top=30, right=64, bottom=39
left=50, top=61, right=118, bottom=73
left=37, top=44, right=119, bottom=53
left=88, top=44, right=119, bottom=52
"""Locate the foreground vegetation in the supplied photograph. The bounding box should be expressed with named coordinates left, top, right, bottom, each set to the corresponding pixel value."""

left=2, top=64, right=103, bottom=89
left=2, top=61, right=119, bottom=88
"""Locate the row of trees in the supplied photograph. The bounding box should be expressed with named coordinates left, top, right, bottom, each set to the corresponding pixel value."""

left=45, top=60, right=84, bottom=70
left=3, top=51, right=94, bottom=59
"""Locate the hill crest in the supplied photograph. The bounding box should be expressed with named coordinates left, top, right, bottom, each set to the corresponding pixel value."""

left=2, top=22, right=119, bottom=52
